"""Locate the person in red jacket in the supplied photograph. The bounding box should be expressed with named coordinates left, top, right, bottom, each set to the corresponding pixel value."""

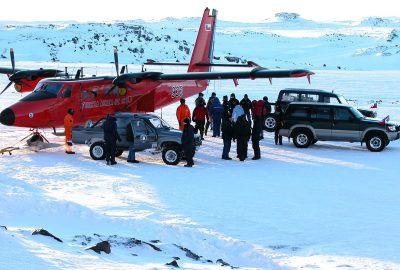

left=192, top=103, right=209, bottom=140
left=64, top=108, right=75, bottom=154
left=176, top=98, right=191, bottom=130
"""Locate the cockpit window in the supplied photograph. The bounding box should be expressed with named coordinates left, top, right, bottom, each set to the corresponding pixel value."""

left=21, top=82, right=65, bottom=102
left=34, top=82, right=64, bottom=95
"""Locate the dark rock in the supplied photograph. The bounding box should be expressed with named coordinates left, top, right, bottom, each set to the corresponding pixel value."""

left=166, top=260, right=179, bottom=268
left=32, top=228, right=62, bottom=243
left=124, top=238, right=161, bottom=252
left=150, top=239, right=161, bottom=243
left=172, top=256, right=180, bottom=260
left=216, top=259, right=230, bottom=267
left=1, top=226, right=7, bottom=230
left=144, top=241, right=161, bottom=251
left=174, top=245, right=201, bottom=260
left=85, top=240, right=111, bottom=254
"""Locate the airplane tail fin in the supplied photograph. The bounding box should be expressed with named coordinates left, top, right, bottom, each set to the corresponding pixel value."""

left=187, top=8, right=217, bottom=73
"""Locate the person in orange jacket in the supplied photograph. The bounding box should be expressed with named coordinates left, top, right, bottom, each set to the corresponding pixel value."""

left=64, top=108, right=75, bottom=154
left=176, top=98, right=191, bottom=130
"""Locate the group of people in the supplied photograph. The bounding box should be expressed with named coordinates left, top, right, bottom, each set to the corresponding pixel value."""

left=62, top=91, right=283, bottom=167
left=176, top=92, right=284, bottom=164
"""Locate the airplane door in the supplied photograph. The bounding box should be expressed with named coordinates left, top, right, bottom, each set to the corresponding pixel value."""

left=131, top=120, right=157, bottom=151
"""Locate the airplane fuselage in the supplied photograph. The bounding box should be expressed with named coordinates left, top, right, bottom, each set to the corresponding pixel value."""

left=0, top=75, right=208, bottom=128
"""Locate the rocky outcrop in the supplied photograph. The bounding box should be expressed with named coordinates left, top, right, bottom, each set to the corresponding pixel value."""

left=85, top=240, right=111, bottom=254
left=32, top=228, right=63, bottom=243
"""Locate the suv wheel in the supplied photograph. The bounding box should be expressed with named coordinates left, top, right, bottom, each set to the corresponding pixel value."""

left=264, top=114, right=276, bottom=132
left=90, top=142, right=106, bottom=160
left=162, top=146, right=181, bottom=165
left=293, top=130, right=313, bottom=148
left=366, top=134, right=386, bottom=152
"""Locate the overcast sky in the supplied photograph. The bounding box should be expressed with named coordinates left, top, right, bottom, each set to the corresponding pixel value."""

left=1, top=0, right=398, bottom=22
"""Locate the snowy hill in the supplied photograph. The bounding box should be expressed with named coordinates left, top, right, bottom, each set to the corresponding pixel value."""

left=0, top=13, right=400, bottom=70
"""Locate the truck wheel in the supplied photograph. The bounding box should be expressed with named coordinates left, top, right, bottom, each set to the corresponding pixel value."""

left=264, top=114, right=276, bottom=132
left=115, top=150, right=124, bottom=157
left=162, top=146, right=181, bottom=165
left=90, top=142, right=106, bottom=160
left=366, top=134, right=386, bottom=152
left=293, top=130, right=313, bottom=148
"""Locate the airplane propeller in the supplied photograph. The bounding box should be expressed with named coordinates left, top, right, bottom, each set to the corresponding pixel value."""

left=106, top=49, right=129, bottom=95
left=114, top=48, right=119, bottom=77
left=0, top=48, right=66, bottom=95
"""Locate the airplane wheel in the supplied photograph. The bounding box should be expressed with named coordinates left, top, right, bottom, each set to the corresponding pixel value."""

left=90, top=142, right=106, bottom=160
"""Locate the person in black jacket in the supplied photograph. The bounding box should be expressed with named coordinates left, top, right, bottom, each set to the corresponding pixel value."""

left=126, top=121, right=139, bottom=163
left=228, top=93, right=239, bottom=113
left=251, top=116, right=261, bottom=160
left=103, top=114, right=121, bottom=165
left=222, top=95, right=231, bottom=120
left=233, top=115, right=251, bottom=161
left=221, top=117, right=233, bottom=160
left=240, top=94, right=253, bottom=127
left=181, top=118, right=195, bottom=167
left=275, top=103, right=283, bottom=145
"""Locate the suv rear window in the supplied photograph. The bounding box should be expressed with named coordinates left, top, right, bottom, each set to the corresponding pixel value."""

left=300, top=93, right=319, bottom=102
left=281, top=92, right=299, bottom=102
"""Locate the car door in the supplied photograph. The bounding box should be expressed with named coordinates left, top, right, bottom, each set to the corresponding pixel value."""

left=131, top=119, right=157, bottom=151
left=310, top=106, right=332, bottom=140
left=331, top=107, right=361, bottom=141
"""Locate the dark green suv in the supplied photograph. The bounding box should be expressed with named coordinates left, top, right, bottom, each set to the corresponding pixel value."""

left=279, top=102, right=400, bottom=152
left=264, top=88, right=377, bottom=132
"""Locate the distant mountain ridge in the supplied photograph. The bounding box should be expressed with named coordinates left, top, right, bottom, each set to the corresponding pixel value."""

left=0, top=13, right=399, bottom=70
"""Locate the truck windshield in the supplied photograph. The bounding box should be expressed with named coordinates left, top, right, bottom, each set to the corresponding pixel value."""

left=149, top=117, right=171, bottom=129
left=338, top=95, right=348, bottom=104
left=349, top=107, right=364, bottom=119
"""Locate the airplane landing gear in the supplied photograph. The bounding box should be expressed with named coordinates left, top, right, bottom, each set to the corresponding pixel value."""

left=25, top=129, right=49, bottom=146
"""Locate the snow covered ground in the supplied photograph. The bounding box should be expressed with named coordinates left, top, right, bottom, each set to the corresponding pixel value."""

left=1, top=65, right=400, bottom=270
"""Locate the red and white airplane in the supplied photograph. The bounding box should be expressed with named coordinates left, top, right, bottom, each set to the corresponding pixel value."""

left=0, top=8, right=314, bottom=129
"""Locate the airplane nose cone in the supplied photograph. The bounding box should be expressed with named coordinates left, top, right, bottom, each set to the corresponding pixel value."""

left=0, top=108, right=15, bottom=126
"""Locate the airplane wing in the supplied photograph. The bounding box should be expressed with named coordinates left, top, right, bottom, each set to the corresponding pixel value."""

left=158, top=68, right=313, bottom=80
left=113, top=68, right=314, bottom=86
left=9, top=69, right=64, bottom=81
left=0, top=67, right=22, bottom=75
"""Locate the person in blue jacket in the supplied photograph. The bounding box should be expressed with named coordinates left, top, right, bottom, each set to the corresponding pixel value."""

left=210, top=97, right=223, bottom=137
